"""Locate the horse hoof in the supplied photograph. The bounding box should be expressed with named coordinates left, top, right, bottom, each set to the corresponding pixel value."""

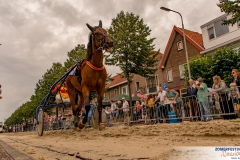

left=99, top=123, right=105, bottom=131
left=74, top=122, right=78, bottom=128
left=78, top=121, right=85, bottom=129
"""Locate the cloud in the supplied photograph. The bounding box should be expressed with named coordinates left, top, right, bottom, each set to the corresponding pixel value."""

left=0, top=0, right=223, bottom=122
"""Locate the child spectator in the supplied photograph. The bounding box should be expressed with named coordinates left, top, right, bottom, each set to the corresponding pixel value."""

left=110, top=100, right=117, bottom=123
left=228, top=83, right=240, bottom=117
left=135, top=101, right=141, bottom=120
left=141, top=98, right=148, bottom=124
left=116, top=100, right=123, bottom=121
left=133, top=102, right=138, bottom=122
left=147, top=94, right=154, bottom=124
left=105, top=107, right=112, bottom=127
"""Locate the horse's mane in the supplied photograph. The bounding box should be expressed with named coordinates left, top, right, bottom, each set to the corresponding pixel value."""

left=87, top=32, right=93, bottom=61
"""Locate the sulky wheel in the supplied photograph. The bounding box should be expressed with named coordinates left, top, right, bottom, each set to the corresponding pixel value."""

left=37, top=109, right=44, bottom=136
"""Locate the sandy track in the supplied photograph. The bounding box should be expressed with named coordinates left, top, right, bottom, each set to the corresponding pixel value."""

left=0, top=120, right=240, bottom=160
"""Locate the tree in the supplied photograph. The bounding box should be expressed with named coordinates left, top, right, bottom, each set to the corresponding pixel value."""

left=217, top=0, right=240, bottom=26
left=105, top=11, right=159, bottom=107
left=184, top=47, right=240, bottom=87
left=64, top=44, right=86, bottom=70
left=4, top=44, right=87, bottom=126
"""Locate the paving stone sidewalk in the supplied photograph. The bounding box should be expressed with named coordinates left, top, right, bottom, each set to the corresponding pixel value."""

left=0, top=140, right=34, bottom=160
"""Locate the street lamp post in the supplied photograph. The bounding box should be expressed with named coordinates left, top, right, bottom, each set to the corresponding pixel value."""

left=160, top=7, right=191, bottom=80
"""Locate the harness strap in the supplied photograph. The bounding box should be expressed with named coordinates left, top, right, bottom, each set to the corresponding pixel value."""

left=86, top=61, right=105, bottom=71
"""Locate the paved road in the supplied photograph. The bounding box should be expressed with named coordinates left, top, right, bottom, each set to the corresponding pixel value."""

left=0, top=140, right=34, bottom=160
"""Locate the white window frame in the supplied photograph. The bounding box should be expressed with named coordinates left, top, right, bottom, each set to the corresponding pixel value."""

left=207, top=18, right=230, bottom=40
left=177, top=41, right=183, bottom=51
left=135, top=82, right=140, bottom=92
left=179, top=65, right=185, bottom=79
left=167, top=69, right=173, bottom=82
left=122, top=85, right=128, bottom=95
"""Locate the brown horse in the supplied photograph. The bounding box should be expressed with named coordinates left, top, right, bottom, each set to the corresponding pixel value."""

left=66, top=20, right=113, bottom=129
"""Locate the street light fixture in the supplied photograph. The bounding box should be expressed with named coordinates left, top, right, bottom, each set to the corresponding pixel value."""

left=160, top=7, right=191, bottom=80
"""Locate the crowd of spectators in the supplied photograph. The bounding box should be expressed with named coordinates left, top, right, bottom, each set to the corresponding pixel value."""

left=102, top=69, right=240, bottom=125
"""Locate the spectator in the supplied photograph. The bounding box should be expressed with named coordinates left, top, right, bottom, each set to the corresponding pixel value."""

left=140, top=98, right=146, bottom=120
left=52, top=82, right=70, bottom=104
left=141, top=98, right=148, bottom=124
left=228, top=83, right=240, bottom=117
left=87, top=103, right=93, bottom=127
left=133, top=102, right=139, bottom=122
left=212, top=75, right=235, bottom=120
left=154, top=87, right=167, bottom=123
left=135, top=101, right=141, bottom=120
left=110, top=100, right=117, bottom=123
left=193, top=77, right=212, bottom=122
left=232, top=69, right=240, bottom=89
left=147, top=94, right=155, bottom=124
left=165, top=87, right=185, bottom=120
left=104, top=107, right=112, bottom=127
left=116, top=100, right=123, bottom=121
left=122, top=97, right=130, bottom=126
left=187, top=79, right=199, bottom=121
left=0, top=84, right=2, bottom=99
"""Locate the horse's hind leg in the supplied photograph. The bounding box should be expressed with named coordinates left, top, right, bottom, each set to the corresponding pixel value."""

left=66, top=77, right=79, bottom=127
left=78, top=86, right=90, bottom=129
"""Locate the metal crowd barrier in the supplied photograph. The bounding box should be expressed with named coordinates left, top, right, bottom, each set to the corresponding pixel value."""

left=8, top=89, right=240, bottom=132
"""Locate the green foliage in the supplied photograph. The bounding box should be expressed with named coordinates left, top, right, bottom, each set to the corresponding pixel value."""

left=106, top=11, right=159, bottom=78
left=105, top=11, right=159, bottom=107
left=217, top=0, right=240, bottom=26
left=184, top=47, right=240, bottom=87
left=5, top=44, right=86, bottom=126
left=64, top=44, right=86, bottom=69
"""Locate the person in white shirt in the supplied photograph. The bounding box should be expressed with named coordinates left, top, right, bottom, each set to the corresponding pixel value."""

left=122, top=97, right=130, bottom=126
left=110, top=100, right=117, bottom=123
left=154, top=87, right=167, bottom=123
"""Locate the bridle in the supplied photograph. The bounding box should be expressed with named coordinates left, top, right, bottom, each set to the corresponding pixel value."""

left=91, top=27, right=110, bottom=54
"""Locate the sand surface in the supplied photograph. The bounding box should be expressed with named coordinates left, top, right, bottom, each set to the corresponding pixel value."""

left=0, top=120, right=240, bottom=160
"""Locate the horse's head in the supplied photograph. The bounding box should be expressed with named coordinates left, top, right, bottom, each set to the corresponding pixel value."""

left=86, top=20, right=113, bottom=51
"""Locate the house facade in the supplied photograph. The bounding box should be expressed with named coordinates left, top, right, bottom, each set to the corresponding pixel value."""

left=104, top=54, right=162, bottom=100
left=158, top=26, right=204, bottom=92
left=200, top=14, right=240, bottom=54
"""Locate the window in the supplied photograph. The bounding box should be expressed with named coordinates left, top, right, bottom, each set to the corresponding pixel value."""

left=136, top=82, right=140, bottom=91
left=207, top=18, right=230, bottom=40
left=167, top=69, right=173, bottom=82
left=179, top=65, right=185, bottom=79
left=214, top=20, right=229, bottom=37
left=238, top=21, right=240, bottom=28
left=177, top=41, right=183, bottom=51
left=146, top=75, right=158, bottom=93
left=114, top=89, right=117, bottom=96
left=208, top=27, right=215, bottom=40
left=122, top=86, right=128, bottom=95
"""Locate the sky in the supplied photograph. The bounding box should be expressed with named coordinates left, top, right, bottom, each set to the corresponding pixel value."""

left=0, top=0, right=223, bottom=123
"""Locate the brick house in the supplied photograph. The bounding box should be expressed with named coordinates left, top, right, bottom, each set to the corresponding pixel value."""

left=104, top=54, right=162, bottom=101
left=158, top=26, right=204, bottom=93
